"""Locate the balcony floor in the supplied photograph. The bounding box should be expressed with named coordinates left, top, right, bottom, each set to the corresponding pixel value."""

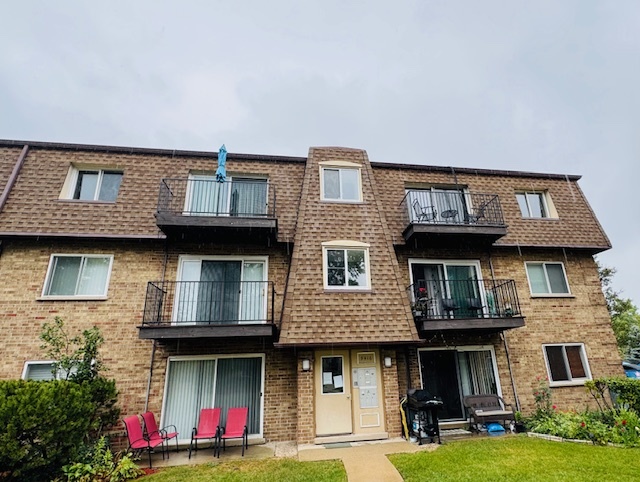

left=417, top=316, right=525, bottom=334
left=138, top=323, right=276, bottom=340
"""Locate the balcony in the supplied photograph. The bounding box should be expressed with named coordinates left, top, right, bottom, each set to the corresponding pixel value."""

left=155, top=178, right=277, bottom=241
left=407, top=279, right=524, bottom=334
left=401, top=190, right=507, bottom=245
left=138, top=280, right=277, bottom=340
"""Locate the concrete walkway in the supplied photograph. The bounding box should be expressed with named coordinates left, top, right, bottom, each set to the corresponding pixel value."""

left=298, top=439, right=439, bottom=482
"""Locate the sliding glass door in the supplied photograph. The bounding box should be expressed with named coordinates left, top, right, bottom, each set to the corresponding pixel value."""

left=185, top=174, right=267, bottom=217
left=174, top=258, right=266, bottom=324
left=411, top=261, right=481, bottom=318
left=419, top=348, right=499, bottom=421
left=162, top=356, right=264, bottom=442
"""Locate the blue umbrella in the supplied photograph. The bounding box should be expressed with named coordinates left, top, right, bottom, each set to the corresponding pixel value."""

left=215, top=144, right=227, bottom=183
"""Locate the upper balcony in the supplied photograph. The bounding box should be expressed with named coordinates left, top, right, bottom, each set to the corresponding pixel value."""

left=401, top=190, right=507, bottom=245
left=155, top=177, right=277, bottom=242
left=138, top=280, right=277, bottom=340
left=407, top=278, right=524, bottom=334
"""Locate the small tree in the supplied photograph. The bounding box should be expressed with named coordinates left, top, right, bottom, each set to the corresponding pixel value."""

left=39, top=317, right=120, bottom=440
left=597, top=259, right=640, bottom=358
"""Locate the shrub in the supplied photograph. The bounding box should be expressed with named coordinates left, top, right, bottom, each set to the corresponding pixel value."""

left=0, top=380, right=94, bottom=482
left=59, top=437, right=143, bottom=482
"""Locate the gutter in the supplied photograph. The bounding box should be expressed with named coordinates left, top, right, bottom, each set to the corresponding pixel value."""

left=0, top=145, right=29, bottom=213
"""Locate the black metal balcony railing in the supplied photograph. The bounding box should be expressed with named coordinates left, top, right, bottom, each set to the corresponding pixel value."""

left=143, top=281, right=275, bottom=325
left=407, top=279, right=521, bottom=320
left=158, top=178, right=276, bottom=218
left=402, top=190, right=505, bottom=226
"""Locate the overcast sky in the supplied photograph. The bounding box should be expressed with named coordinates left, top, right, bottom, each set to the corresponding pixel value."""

left=1, top=1, right=638, bottom=303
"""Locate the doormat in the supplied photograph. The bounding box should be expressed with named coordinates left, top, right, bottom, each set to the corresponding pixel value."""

left=324, top=442, right=352, bottom=449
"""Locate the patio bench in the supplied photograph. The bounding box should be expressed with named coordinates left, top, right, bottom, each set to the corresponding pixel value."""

left=463, top=394, right=515, bottom=432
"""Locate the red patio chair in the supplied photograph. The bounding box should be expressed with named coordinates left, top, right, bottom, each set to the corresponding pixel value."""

left=141, top=411, right=179, bottom=454
left=123, top=415, right=166, bottom=468
left=218, top=407, right=248, bottom=457
left=189, top=407, right=221, bottom=459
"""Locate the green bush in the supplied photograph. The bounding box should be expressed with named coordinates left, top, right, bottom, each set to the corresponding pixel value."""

left=59, top=436, right=143, bottom=482
left=0, top=380, right=94, bottom=481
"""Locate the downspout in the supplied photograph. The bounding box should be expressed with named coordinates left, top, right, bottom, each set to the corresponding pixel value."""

left=488, top=254, right=521, bottom=412
left=144, top=230, right=170, bottom=411
left=0, top=145, right=29, bottom=213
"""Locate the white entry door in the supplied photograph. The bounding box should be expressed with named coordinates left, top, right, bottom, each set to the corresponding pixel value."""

left=315, top=350, right=352, bottom=436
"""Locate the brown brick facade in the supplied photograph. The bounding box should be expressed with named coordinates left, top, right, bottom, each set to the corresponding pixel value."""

left=0, top=139, right=621, bottom=445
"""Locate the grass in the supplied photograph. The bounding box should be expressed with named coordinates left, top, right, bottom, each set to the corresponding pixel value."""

left=389, top=435, right=640, bottom=482
left=141, top=458, right=346, bottom=482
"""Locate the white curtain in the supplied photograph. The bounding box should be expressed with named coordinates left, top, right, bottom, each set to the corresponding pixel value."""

left=163, top=360, right=216, bottom=442
left=76, top=257, right=109, bottom=295
left=240, top=262, right=265, bottom=322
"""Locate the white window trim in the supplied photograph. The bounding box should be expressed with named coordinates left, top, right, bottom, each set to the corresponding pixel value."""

left=322, top=241, right=371, bottom=290
left=60, top=165, right=123, bottom=202
left=542, top=343, right=592, bottom=387
left=40, top=254, right=114, bottom=300
left=319, top=161, right=363, bottom=203
left=515, top=191, right=558, bottom=219
left=525, top=261, right=572, bottom=297
left=161, top=354, right=266, bottom=441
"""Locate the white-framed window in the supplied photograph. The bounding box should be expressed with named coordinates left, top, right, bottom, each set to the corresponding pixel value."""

left=61, top=166, right=123, bottom=202
left=321, top=167, right=362, bottom=202
left=322, top=241, right=370, bottom=290
left=162, top=354, right=265, bottom=442
left=42, top=254, right=114, bottom=299
left=543, top=343, right=592, bottom=386
left=516, top=191, right=551, bottom=218
left=22, top=361, right=56, bottom=381
left=525, top=262, right=570, bottom=296
left=22, top=361, right=76, bottom=380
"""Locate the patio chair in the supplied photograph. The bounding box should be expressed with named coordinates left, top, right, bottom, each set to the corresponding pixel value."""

left=218, top=407, right=249, bottom=457
left=189, top=407, right=221, bottom=459
left=412, top=200, right=437, bottom=223
left=123, top=415, right=166, bottom=468
left=141, top=411, right=179, bottom=454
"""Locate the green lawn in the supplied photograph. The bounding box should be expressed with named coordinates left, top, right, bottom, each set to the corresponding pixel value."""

left=389, top=435, right=640, bottom=482
left=141, top=458, right=346, bottom=482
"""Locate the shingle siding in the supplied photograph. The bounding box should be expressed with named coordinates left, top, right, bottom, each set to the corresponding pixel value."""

left=0, top=139, right=621, bottom=446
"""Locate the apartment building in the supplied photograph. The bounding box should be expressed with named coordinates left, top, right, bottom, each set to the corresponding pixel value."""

left=0, top=139, right=621, bottom=445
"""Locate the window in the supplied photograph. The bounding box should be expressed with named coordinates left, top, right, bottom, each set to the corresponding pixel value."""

left=323, top=242, right=370, bottom=289
left=321, top=167, right=361, bottom=201
left=22, top=361, right=75, bottom=380
left=22, top=361, right=56, bottom=381
left=525, top=262, right=570, bottom=295
left=516, top=192, right=549, bottom=218
left=42, top=254, right=114, bottom=298
left=543, top=344, right=591, bottom=386
left=71, top=169, right=123, bottom=202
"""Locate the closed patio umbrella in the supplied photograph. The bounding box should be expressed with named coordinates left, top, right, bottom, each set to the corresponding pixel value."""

left=216, top=144, right=227, bottom=183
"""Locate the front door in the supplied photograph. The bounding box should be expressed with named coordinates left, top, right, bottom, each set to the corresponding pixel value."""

left=315, top=350, right=352, bottom=436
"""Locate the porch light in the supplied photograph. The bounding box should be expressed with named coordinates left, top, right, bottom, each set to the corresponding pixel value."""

left=384, top=356, right=392, bottom=368
left=302, top=359, right=311, bottom=371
